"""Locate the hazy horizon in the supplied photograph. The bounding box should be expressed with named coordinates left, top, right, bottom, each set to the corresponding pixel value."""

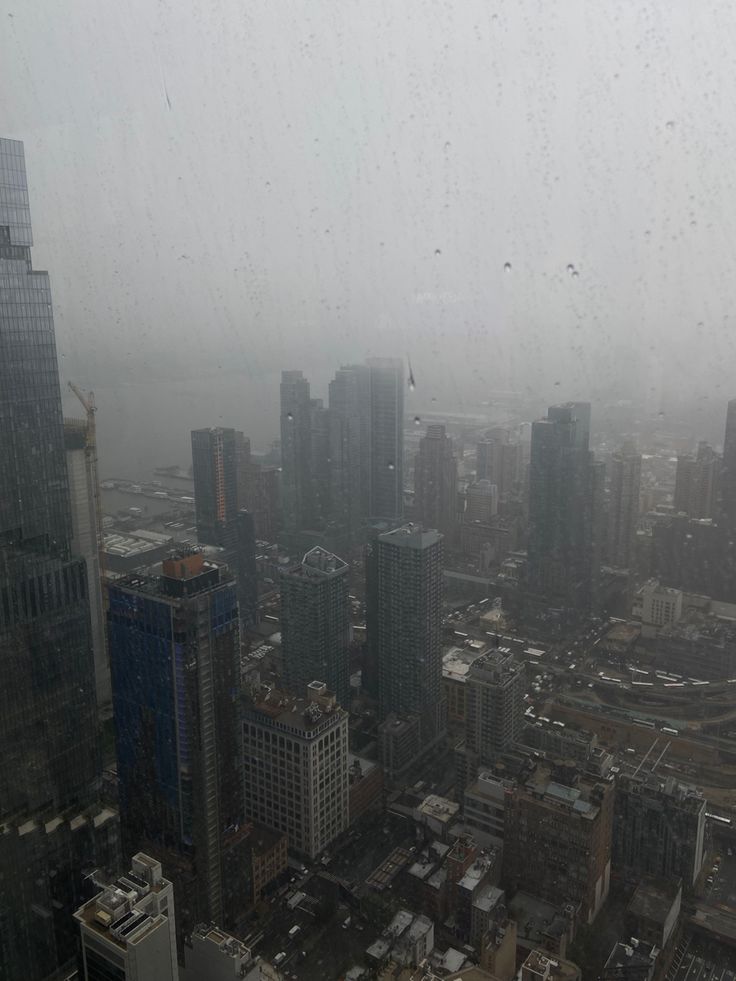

left=4, top=0, right=736, bottom=472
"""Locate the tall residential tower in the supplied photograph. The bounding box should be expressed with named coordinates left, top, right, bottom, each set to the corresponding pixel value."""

left=607, top=442, right=641, bottom=570
left=280, top=546, right=351, bottom=706
left=371, top=524, right=445, bottom=744
left=414, top=424, right=457, bottom=538
left=368, top=357, right=404, bottom=521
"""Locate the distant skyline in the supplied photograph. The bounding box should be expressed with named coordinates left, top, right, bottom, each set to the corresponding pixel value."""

left=3, top=0, right=736, bottom=472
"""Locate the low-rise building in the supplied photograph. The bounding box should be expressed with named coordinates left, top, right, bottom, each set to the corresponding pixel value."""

left=182, top=924, right=253, bottom=981
left=248, top=824, right=288, bottom=902
left=626, top=875, right=681, bottom=950
left=521, top=949, right=581, bottom=981
left=479, top=916, right=517, bottom=980
left=463, top=771, right=511, bottom=847
left=348, top=753, right=384, bottom=822
left=603, top=939, right=658, bottom=981
left=508, top=892, right=578, bottom=962
left=416, top=794, right=460, bottom=841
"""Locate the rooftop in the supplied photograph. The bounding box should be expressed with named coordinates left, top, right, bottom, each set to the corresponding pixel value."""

left=286, top=545, right=349, bottom=579
left=379, top=522, right=443, bottom=549
left=605, top=938, right=658, bottom=972
left=417, top=794, right=460, bottom=823
left=74, top=853, right=170, bottom=953
left=246, top=683, right=344, bottom=735
left=442, top=645, right=488, bottom=683
left=628, top=876, right=682, bottom=924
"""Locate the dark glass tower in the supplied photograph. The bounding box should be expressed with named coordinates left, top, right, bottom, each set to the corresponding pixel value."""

left=191, top=427, right=258, bottom=627
left=0, top=138, right=115, bottom=981
left=372, top=523, right=444, bottom=741
left=527, top=401, right=596, bottom=613
left=368, top=357, right=404, bottom=521
left=280, top=370, right=314, bottom=536
left=328, top=364, right=371, bottom=548
left=280, top=545, right=351, bottom=706
left=414, top=423, right=457, bottom=538
left=607, top=442, right=641, bottom=570
left=108, top=552, right=249, bottom=946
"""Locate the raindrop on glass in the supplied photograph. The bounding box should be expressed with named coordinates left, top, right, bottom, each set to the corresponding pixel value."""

left=434, top=248, right=442, bottom=255
left=414, top=416, right=421, bottom=426
left=286, top=412, right=294, bottom=421
left=503, top=262, right=512, bottom=273
left=387, top=461, right=395, bottom=471
left=665, top=120, right=675, bottom=130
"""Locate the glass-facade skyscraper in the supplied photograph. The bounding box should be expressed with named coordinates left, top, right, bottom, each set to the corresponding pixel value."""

left=0, top=138, right=117, bottom=981
left=368, top=357, right=404, bottom=522
left=527, top=401, right=596, bottom=614
left=109, top=551, right=249, bottom=947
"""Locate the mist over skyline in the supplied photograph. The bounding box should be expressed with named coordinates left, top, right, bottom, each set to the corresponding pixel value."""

left=3, top=0, right=736, bottom=473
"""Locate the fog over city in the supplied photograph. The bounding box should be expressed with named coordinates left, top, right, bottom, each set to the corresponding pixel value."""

left=3, top=0, right=736, bottom=473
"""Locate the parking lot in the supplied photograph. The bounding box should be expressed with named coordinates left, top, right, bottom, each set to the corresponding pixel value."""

left=702, top=841, right=736, bottom=908
left=670, top=950, right=736, bottom=981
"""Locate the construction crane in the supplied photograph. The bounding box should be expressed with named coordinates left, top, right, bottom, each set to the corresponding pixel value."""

left=68, top=382, right=106, bottom=580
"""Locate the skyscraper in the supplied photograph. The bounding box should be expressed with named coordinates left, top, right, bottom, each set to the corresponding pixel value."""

left=372, top=524, right=445, bottom=743
left=108, top=551, right=249, bottom=945
left=673, top=441, right=720, bottom=520
left=191, top=426, right=238, bottom=547
left=234, top=429, right=252, bottom=510
left=328, top=364, right=371, bottom=548
left=310, top=397, right=332, bottom=526
left=280, top=546, right=351, bottom=706
left=464, top=651, right=525, bottom=763
left=0, top=138, right=118, bottom=980
left=414, top=424, right=458, bottom=538
left=191, top=428, right=258, bottom=627
left=722, top=398, right=736, bottom=527
left=527, top=402, right=597, bottom=613
left=477, top=429, right=522, bottom=500
left=280, top=370, right=314, bottom=535
left=368, top=357, right=404, bottom=521
left=607, top=442, right=641, bottom=570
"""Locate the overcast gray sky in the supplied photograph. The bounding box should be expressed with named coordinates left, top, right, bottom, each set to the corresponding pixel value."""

left=3, top=0, right=736, bottom=471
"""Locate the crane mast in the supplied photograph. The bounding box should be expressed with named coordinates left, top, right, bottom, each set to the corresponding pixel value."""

left=67, top=382, right=106, bottom=581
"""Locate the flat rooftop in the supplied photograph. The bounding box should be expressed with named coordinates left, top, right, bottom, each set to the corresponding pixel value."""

left=628, top=876, right=681, bottom=924
left=378, top=523, right=443, bottom=549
